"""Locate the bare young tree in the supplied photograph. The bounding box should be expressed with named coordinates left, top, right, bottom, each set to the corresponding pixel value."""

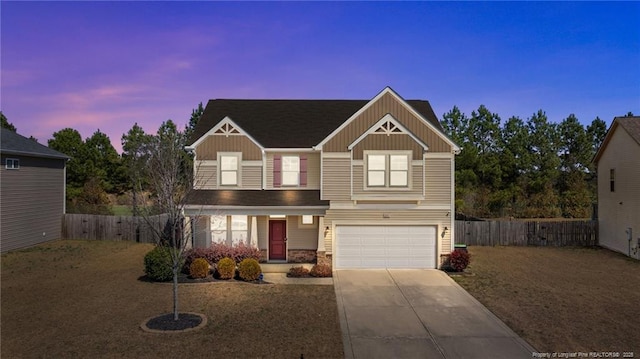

left=136, top=120, right=194, bottom=321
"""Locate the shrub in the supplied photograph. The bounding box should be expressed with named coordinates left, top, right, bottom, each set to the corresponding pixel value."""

left=238, top=258, right=262, bottom=281
left=182, top=243, right=261, bottom=272
left=310, top=264, right=332, bottom=277
left=189, top=258, right=210, bottom=279
left=143, top=246, right=173, bottom=282
left=288, top=266, right=310, bottom=277
left=449, top=250, right=470, bottom=272
left=216, top=257, right=236, bottom=280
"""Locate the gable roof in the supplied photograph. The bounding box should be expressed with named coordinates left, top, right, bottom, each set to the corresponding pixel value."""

left=594, top=116, right=640, bottom=163
left=188, top=94, right=445, bottom=148
left=0, top=128, right=69, bottom=160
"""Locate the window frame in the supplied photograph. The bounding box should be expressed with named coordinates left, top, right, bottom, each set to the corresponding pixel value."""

left=281, top=155, right=300, bottom=186
left=218, top=152, right=241, bottom=187
left=5, top=158, right=20, bottom=170
left=364, top=151, right=412, bottom=190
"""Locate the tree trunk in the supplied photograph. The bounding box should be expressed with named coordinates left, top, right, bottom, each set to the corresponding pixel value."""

left=173, top=266, right=179, bottom=320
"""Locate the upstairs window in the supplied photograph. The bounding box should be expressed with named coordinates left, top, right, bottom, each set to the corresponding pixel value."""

left=282, top=156, right=300, bottom=186
left=5, top=158, right=20, bottom=169
left=219, top=154, right=239, bottom=186
left=366, top=152, right=410, bottom=189
left=273, top=155, right=307, bottom=187
left=610, top=169, right=615, bottom=192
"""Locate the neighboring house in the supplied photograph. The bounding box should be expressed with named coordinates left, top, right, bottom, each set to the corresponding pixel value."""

left=185, top=87, right=460, bottom=269
left=593, top=116, right=640, bottom=259
left=1, top=128, right=69, bottom=253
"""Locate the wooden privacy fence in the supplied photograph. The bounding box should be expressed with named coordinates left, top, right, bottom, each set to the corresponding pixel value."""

left=62, top=214, right=170, bottom=243
left=455, top=220, right=598, bottom=247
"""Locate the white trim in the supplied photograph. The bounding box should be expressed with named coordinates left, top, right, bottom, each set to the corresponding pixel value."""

left=5, top=158, right=20, bottom=169
left=317, top=216, right=326, bottom=252
left=316, top=86, right=461, bottom=153
left=217, top=152, right=242, bottom=187
left=424, top=152, right=455, bottom=159
left=242, top=160, right=263, bottom=167
left=422, top=154, right=426, bottom=198
left=321, top=152, right=351, bottom=158
left=187, top=116, right=264, bottom=150
left=363, top=150, right=412, bottom=190
left=63, top=164, right=67, bottom=214
left=328, top=202, right=449, bottom=210
left=262, top=150, right=267, bottom=190
left=347, top=113, right=429, bottom=151
left=450, top=154, right=456, bottom=252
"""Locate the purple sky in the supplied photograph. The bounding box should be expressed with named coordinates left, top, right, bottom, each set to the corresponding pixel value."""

left=2, top=1, right=639, bottom=153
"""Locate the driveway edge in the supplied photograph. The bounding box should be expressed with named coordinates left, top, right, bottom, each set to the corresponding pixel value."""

left=443, top=272, right=538, bottom=355
left=333, top=271, right=354, bottom=359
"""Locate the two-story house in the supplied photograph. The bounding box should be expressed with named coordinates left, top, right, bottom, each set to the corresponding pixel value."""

left=185, top=87, right=459, bottom=269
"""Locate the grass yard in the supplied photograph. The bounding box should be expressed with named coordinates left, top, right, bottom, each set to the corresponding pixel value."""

left=1, top=240, right=343, bottom=358
left=453, top=246, right=640, bottom=354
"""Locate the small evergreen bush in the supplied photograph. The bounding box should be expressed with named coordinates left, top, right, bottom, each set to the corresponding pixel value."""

left=143, top=246, right=173, bottom=282
left=182, top=244, right=261, bottom=272
left=238, top=258, right=262, bottom=281
left=310, top=264, right=332, bottom=277
left=449, top=250, right=470, bottom=272
left=216, top=257, right=236, bottom=280
left=189, top=258, right=210, bottom=279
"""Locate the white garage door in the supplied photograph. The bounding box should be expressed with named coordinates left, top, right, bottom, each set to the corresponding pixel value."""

left=336, top=225, right=437, bottom=269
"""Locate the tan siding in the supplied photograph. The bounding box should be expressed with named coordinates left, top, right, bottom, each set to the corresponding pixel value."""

left=597, top=125, right=640, bottom=258
left=242, top=165, right=262, bottom=189
left=352, top=134, right=423, bottom=160
left=257, top=216, right=268, bottom=250
left=195, top=163, right=217, bottom=189
left=324, top=92, right=451, bottom=153
left=323, top=209, right=451, bottom=256
left=195, top=135, right=262, bottom=160
left=286, top=216, right=318, bottom=250
left=1, top=155, right=65, bottom=252
left=321, top=156, right=350, bottom=200
left=266, top=152, right=320, bottom=189
left=425, top=158, right=452, bottom=204
left=352, top=164, right=423, bottom=197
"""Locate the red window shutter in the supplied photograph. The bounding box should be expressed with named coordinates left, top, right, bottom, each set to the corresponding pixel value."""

left=299, top=155, right=307, bottom=187
left=273, top=155, right=281, bottom=188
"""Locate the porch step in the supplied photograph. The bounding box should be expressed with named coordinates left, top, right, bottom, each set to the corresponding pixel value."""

left=260, top=262, right=314, bottom=273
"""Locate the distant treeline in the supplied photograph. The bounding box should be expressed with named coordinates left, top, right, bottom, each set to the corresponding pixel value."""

left=440, top=106, right=632, bottom=218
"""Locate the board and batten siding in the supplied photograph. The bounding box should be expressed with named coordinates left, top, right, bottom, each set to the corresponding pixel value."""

left=324, top=92, right=451, bottom=153
left=195, top=135, right=262, bottom=160
left=322, top=209, right=452, bottom=258
left=265, top=152, right=320, bottom=189
left=597, top=124, right=640, bottom=258
left=1, top=155, right=66, bottom=252
left=424, top=156, right=452, bottom=205
left=351, top=134, right=424, bottom=160
left=321, top=155, right=350, bottom=200
left=352, top=164, right=423, bottom=197
left=286, top=216, right=318, bottom=250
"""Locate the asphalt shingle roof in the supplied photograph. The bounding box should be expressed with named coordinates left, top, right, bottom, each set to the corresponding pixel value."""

left=0, top=128, right=69, bottom=159
left=616, top=116, right=640, bottom=145
left=188, top=98, right=443, bottom=148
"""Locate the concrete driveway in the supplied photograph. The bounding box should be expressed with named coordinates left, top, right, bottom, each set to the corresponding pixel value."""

left=333, top=270, right=536, bottom=359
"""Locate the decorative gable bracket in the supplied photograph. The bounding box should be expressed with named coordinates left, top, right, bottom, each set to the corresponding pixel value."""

left=347, top=113, right=429, bottom=151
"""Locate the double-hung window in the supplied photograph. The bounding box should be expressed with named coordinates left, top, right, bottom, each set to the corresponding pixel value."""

left=211, top=215, right=249, bottom=245
left=282, top=156, right=300, bottom=186
left=366, top=152, right=410, bottom=188
left=219, top=153, right=240, bottom=186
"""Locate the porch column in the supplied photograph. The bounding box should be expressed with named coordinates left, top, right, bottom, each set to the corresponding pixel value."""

left=250, top=216, right=258, bottom=248
left=317, top=216, right=326, bottom=252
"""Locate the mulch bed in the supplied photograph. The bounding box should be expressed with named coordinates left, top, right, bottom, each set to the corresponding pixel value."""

left=144, top=313, right=203, bottom=331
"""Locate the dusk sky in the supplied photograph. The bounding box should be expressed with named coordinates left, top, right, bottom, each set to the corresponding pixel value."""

left=2, top=1, right=639, bottom=153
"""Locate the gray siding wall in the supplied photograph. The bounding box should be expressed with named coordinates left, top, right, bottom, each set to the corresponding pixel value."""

left=1, top=155, right=66, bottom=252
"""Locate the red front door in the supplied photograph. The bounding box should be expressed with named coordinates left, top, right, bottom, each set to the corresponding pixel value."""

left=269, top=220, right=286, bottom=260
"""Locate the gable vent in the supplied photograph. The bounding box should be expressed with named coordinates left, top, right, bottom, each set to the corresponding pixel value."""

left=214, top=123, right=240, bottom=136
left=374, top=120, right=404, bottom=136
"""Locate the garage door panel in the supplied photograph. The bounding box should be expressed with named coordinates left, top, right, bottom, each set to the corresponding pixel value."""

left=336, top=225, right=437, bottom=269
